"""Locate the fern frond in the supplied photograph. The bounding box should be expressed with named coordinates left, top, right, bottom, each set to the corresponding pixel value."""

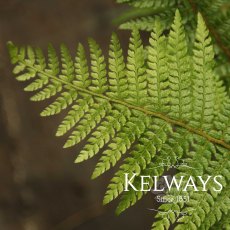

left=103, top=118, right=171, bottom=205
left=147, top=21, right=168, bottom=112
left=119, top=14, right=173, bottom=31
left=116, top=128, right=188, bottom=216
left=211, top=211, right=230, bottom=230
left=8, top=10, right=230, bottom=230
left=56, top=96, right=94, bottom=137
left=60, top=44, right=75, bottom=82
left=74, top=43, right=91, bottom=88
left=107, top=33, right=127, bottom=99
left=88, top=38, right=108, bottom=93
left=199, top=184, right=230, bottom=229
left=191, top=13, right=216, bottom=130
left=76, top=105, right=131, bottom=163
left=174, top=148, right=230, bottom=229
left=116, top=0, right=230, bottom=91
left=63, top=98, right=110, bottom=148
left=153, top=140, right=229, bottom=229
left=127, top=29, right=147, bottom=106
left=40, top=90, right=77, bottom=116
left=92, top=112, right=149, bottom=179
left=167, top=10, right=191, bottom=120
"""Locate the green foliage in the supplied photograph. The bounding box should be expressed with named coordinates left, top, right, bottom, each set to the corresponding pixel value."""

left=8, top=10, right=230, bottom=230
left=147, top=21, right=168, bottom=112
left=153, top=144, right=230, bottom=229
left=116, top=0, right=230, bottom=93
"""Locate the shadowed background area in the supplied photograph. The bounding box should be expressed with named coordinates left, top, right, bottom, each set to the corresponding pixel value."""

left=0, top=0, right=154, bottom=229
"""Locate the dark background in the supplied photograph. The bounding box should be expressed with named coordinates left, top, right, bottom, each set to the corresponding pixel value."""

left=0, top=1, right=154, bottom=229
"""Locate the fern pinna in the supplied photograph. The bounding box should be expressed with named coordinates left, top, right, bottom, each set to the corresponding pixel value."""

left=8, top=10, right=230, bottom=230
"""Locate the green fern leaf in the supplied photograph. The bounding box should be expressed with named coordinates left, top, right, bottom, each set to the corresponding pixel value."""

left=7, top=9, right=230, bottom=230
left=147, top=20, right=168, bottom=112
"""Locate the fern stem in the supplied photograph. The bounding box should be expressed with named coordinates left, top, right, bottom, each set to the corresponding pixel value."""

left=24, top=61, right=230, bottom=151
